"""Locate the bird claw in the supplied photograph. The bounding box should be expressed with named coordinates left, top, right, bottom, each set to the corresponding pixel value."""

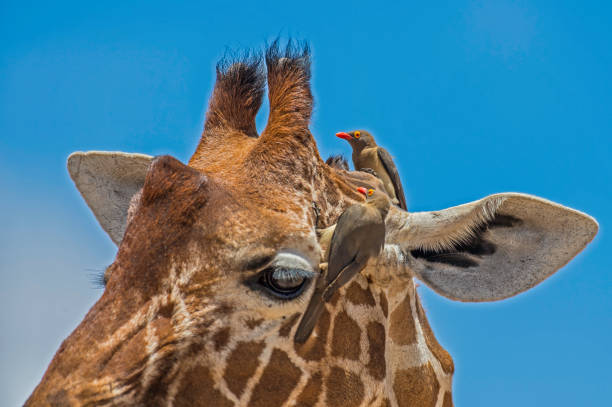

left=358, top=167, right=379, bottom=178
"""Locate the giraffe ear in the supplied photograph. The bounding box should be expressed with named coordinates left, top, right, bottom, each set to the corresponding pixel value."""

left=67, top=151, right=153, bottom=246
left=386, top=193, right=598, bottom=302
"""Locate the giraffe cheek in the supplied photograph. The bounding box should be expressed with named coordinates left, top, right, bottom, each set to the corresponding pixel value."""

left=174, top=365, right=233, bottom=407
left=223, top=341, right=266, bottom=399
left=330, top=310, right=361, bottom=360
left=294, top=307, right=331, bottom=362
left=248, top=349, right=302, bottom=407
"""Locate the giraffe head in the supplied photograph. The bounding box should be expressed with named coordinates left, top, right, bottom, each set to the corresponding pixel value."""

left=27, top=42, right=597, bottom=406
left=26, top=42, right=367, bottom=406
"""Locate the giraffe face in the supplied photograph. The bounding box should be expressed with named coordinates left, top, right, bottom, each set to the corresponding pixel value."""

left=82, top=153, right=324, bottom=404
left=30, top=143, right=330, bottom=406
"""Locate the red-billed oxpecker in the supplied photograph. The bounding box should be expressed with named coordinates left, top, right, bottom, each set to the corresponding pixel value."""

left=336, top=130, right=408, bottom=210
left=295, top=187, right=390, bottom=343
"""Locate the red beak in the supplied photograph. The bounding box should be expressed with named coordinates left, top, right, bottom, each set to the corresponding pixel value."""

left=356, top=187, right=368, bottom=196
left=336, top=132, right=353, bottom=141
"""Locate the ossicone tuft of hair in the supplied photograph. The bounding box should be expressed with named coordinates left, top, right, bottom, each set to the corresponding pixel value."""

left=263, top=39, right=313, bottom=131
left=204, top=50, right=265, bottom=138
left=326, top=154, right=349, bottom=171
left=265, top=38, right=311, bottom=80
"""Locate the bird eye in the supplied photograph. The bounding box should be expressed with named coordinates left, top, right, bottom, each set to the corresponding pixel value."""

left=259, top=267, right=313, bottom=299
left=368, top=189, right=374, bottom=196
left=354, top=131, right=361, bottom=138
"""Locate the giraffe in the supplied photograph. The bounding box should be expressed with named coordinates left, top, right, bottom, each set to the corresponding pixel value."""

left=26, top=42, right=598, bottom=407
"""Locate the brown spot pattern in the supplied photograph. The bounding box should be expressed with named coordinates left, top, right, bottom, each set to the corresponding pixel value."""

left=389, top=294, right=417, bottom=345
left=186, top=341, right=205, bottom=358
left=46, top=390, right=70, bottom=406
left=393, top=362, right=440, bottom=407
left=157, top=302, right=174, bottom=319
left=249, top=349, right=302, bottom=407
left=366, top=321, right=386, bottom=380
left=223, top=340, right=265, bottom=398
left=245, top=318, right=264, bottom=329
left=296, top=308, right=331, bottom=361
left=331, top=310, right=361, bottom=360
left=295, top=372, right=322, bottom=406
left=174, top=364, right=233, bottom=407
left=442, top=391, right=453, bottom=407
left=328, top=290, right=341, bottom=306
left=325, top=366, right=365, bottom=407
left=379, top=292, right=388, bottom=318
left=346, top=281, right=376, bottom=306
left=416, top=298, right=454, bottom=374
left=100, top=326, right=149, bottom=378
left=279, top=313, right=300, bottom=338
left=151, top=316, right=174, bottom=343
left=213, top=327, right=230, bottom=351
left=216, top=303, right=235, bottom=316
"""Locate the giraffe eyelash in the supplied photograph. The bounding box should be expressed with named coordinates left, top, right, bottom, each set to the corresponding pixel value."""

left=271, top=268, right=315, bottom=281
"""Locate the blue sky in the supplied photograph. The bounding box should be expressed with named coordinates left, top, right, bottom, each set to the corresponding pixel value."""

left=1, top=0, right=610, bottom=405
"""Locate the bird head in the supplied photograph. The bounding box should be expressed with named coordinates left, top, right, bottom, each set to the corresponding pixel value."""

left=336, top=130, right=376, bottom=150
left=357, top=186, right=391, bottom=218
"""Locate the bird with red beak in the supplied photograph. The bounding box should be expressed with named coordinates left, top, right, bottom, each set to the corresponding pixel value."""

left=336, top=130, right=407, bottom=210
left=295, top=186, right=389, bottom=343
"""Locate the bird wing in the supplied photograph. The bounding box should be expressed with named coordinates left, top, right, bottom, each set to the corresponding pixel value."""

left=377, top=147, right=407, bottom=210
left=324, top=208, right=385, bottom=297
left=294, top=287, right=325, bottom=343
left=296, top=204, right=384, bottom=343
left=325, top=204, right=372, bottom=286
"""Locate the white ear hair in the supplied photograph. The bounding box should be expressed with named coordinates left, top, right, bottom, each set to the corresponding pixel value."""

left=67, top=151, right=153, bottom=246
left=385, top=193, right=598, bottom=302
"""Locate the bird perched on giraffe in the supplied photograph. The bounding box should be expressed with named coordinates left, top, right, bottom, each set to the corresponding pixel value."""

left=295, top=186, right=390, bottom=343
left=336, top=129, right=408, bottom=210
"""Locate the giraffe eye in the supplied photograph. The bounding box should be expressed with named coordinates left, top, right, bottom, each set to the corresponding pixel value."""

left=247, top=252, right=316, bottom=300
left=259, top=267, right=314, bottom=300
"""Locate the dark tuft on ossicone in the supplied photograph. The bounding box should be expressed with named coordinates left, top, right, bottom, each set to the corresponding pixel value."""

left=325, top=155, right=349, bottom=171
left=205, top=50, right=265, bottom=137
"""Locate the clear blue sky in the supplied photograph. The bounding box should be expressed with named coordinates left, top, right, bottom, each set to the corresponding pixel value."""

left=1, top=1, right=610, bottom=405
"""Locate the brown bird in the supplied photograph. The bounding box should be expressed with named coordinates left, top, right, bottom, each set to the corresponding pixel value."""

left=336, top=130, right=407, bottom=210
left=295, top=187, right=390, bottom=343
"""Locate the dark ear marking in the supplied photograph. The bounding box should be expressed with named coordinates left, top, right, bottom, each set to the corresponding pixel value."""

left=488, top=214, right=522, bottom=228
left=410, top=213, right=522, bottom=268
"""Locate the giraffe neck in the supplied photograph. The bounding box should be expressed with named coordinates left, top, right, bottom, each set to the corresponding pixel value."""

left=175, top=272, right=455, bottom=407
left=384, top=277, right=454, bottom=407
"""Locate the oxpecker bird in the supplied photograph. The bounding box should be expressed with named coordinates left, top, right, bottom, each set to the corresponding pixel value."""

left=336, top=130, right=407, bottom=210
left=295, top=187, right=390, bottom=343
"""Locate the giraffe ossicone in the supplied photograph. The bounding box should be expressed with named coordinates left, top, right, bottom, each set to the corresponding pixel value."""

left=27, top=41, right=597, bottom=407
